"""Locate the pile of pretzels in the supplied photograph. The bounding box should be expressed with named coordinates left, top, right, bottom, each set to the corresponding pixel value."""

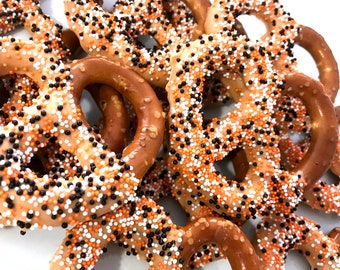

left=0, top=0, right=339, bottom=269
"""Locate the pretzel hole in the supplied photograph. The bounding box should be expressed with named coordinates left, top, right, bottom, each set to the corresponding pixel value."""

left=236, top=14, right=267, bottom=41
left=25, top=137, right=83, bottom=179
left=102, top=0, right=117, bottom=12
left=288, top=131, right=309, bottom=145
left=40, top=0, right=69, bottom=28
left=7, top=28, right=31, bottom=40
left=159, top=196, right=188, bottom=226
left=137, top=34, right=160, bottom=50
left=97, top=241, right=149, bottom=269
left=26, top=154, right=47, bottom=176
left=214, top=154, right=237, bottom=181
left=203, top=77, right=234, bottom=105
left=0, top=80, right=10, bottom=108
left=79, top=87, right=135, bottom=152
left=188, top=253, right=231, bottom=269
left=202, top=76, right=237, bottom=121
left=285, top=250, right=309, bottom=269
left=322, top=170, right=339, bottom=186
left=201, top=258, right=231, bottom=270
left=294, top=45, right=319, bottom=81
left=80, top=89, right=103, bottom=127
left=203, top=100, right=236, bottom=121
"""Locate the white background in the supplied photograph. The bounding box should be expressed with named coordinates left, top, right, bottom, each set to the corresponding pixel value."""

left=0, top=0, right=339, bottom=269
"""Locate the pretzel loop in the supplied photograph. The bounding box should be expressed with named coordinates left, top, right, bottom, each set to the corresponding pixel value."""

left=0, top=37, right=164, bottom=228
left=283, top=73, right=338, bottom=188
left=180, top=217, right=263, bottom=270
left=295, top=25, right=340, bottom=101
left=70, top=56, right=165, bottom=177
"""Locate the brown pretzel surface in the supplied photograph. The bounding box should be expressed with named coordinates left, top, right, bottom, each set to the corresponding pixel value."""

left=295, top=25, right=339, bottom=101
left=283, top=73, right=338, bottom=188
left=70, top=57, right=164, bottom=176
left=180, top=217, right=262, bottom=269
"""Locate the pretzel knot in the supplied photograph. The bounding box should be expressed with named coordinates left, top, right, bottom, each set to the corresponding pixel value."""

left=0, top=37, right=164, bottom=229
left=166, top=31, right=303, bottom=223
